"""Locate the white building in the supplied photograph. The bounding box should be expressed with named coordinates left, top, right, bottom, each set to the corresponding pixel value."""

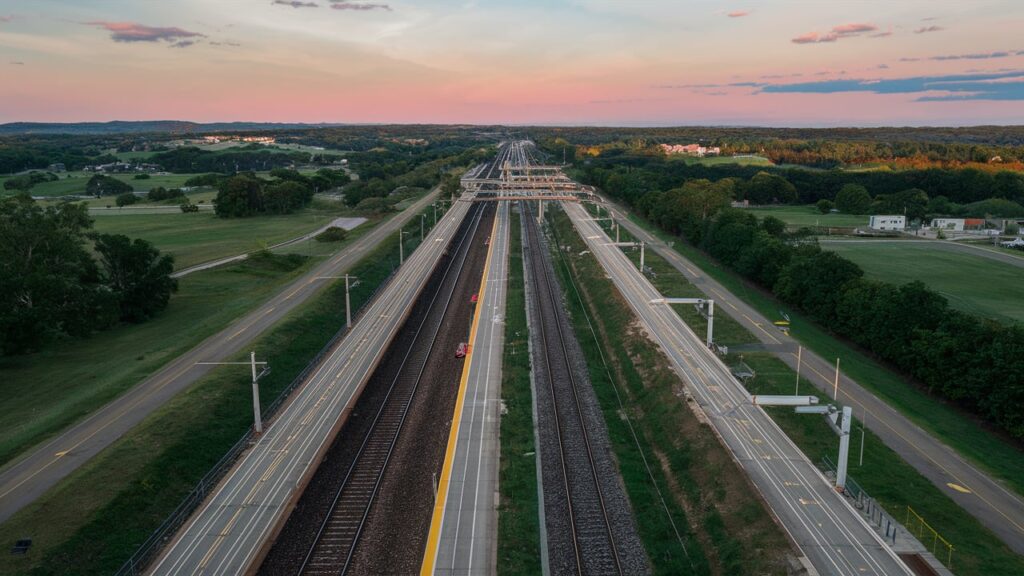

left=868, top=215, right=906, bottom=231
left=931, top=218, right=965, bottom=231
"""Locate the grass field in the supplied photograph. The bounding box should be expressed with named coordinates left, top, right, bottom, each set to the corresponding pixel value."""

left=3, top=172, right=199, bottom=197
left=746, top=204, right=865, bottom=228
left=0, top=218, right=427, bottom=575
left=666, top=154, right=774, bottom=167
left=823, top=241, right=1024, bottom=324
left=90, top=203, right=368, bottom=270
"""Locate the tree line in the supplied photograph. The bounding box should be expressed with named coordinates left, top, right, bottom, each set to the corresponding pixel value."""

left=606, top=178, right=1024, bottom=441
left=580, top=154, right=1024, bottom=217
left=211, top=168, right=349, bottom=218
left=0, top=196, right=177, bottom=355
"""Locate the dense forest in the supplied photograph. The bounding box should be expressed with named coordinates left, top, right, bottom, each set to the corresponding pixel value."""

left=575, top=152, right=1024, bottom=218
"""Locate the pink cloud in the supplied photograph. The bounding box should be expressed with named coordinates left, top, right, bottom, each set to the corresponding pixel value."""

left=86, top=21, right=205, bottom=44
left=330, top=1, right=391, bottom=10
left=792, top=22, right=879, bottom=44
left=272, top=0, right=319, bottom=7
left=0, top=15, right=13, bottom=23
left=727, top=11, right=749, bottom=18
left=915, top=25, right=944, bottom=34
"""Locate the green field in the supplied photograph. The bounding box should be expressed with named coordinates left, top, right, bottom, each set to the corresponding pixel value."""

left=823, top=241, right=1024, bottom=324
left=746, top=205, right=865, bottom=228
left=1, top=172, right=198, bottom=197
left=90, top=203, right=366, bottom=270
left=667, top=154, right=774, bottom=167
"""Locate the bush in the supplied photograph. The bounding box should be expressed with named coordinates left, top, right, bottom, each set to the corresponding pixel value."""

left=133, top=173, right=150, bottom=180
left=180, top=202, right=199, bottom=213
left=355, top=196, right=390, bottom=213
left=315, top=226, right=348, bottom=242
left=148, top=186, right=185, bottom=202
left=816, top=199, right=834, bottom=214
left=835, top=183, right=873, bottom=214
left=87, top=174, right=132, bottom=197
left=115, top=192, right=139, bottom=207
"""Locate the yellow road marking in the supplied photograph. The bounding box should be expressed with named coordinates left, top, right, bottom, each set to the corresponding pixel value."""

left=947, top=483, right=972, bottom=494
left=420, top=209, right=499, bottom=576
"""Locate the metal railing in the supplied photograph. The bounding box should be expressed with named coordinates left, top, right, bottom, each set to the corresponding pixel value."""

left=906, top=505, right=955, bottom=568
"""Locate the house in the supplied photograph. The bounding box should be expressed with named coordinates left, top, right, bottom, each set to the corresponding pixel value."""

left=930, top=218, right=965, bottom=231
left=869, top=215, right=906, bottom=231
left=659, top=143, right=721, bottom=157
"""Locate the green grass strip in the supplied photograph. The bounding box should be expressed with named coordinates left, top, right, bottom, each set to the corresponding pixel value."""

left=496, top=207, right=542, bottom=575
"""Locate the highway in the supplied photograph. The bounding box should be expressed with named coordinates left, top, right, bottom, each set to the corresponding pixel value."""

left=564, top=201, right=912, bottom=576
left=603, top=200, right=1024, bottom=555
left=0, top=189, right=439, bottom=526
left=423, top=200, right=509, bottom=576
left=150, top=195, right=472, bottom=574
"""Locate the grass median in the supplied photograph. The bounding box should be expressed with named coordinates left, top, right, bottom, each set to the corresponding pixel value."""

left=547, top=206, right=793, bottom=575
left=0, top=207, right=441, bottom=575
left=496, top=207, right=542, bottom=575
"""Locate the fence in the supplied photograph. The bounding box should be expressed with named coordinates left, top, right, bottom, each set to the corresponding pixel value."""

left=113, top=268, right=398, bottom=576
left=906, top=505, right=955, bottom=568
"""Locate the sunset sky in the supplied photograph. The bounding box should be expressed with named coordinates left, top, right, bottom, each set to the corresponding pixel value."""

left=1, top=0, right=1022, bottom=126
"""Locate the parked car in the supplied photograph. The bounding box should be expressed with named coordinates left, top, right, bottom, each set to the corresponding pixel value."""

left=455, top=342, right=468, bottom=358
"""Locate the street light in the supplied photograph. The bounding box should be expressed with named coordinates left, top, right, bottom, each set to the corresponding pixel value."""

left=196, top=351, right=270, bottom=434
left=399, top=230, right=410, bottom=265
left=316, top=274, right=359, bottom=327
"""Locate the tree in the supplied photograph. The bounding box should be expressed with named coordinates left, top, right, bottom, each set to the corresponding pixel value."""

left=86, top=174, right=132, bottom=197
left=834, top=183, right=872, bottom=214
left=214, top=174, right=263, bottom=217
left=180, top=202, right=200, bottom=213
left=263, top=180, right=313, bottom=214
left=0, top=197, right=117, bottom=353
left=115, top=192, right=138, bottom=207
left=93, top=234, right=177, bottom=323
left=816, top=199, right=834, bottom=214
left=744, top=171, right=797, bottom=204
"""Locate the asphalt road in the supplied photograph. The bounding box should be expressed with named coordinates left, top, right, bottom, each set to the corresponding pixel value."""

left=150, top=196, right=472, bottom=575
left=426, top=200, right=509, bottom=576
left=604, top=201, right=1024, bottom=555
left=566, top=202, right=912, bottom=575
left=0, top=190, right=440, bottom=526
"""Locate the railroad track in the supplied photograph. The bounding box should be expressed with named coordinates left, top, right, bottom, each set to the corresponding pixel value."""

left=523, top=202, right=623, bottom=575
left=297, top=204, right=486, bottom=576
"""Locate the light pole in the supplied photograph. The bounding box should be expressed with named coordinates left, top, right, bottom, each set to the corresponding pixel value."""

left=399, top=229, right=410, bottom=265
left=315, top=274, right=360, bottom=327
left=421, top=213, right=426, bottom=241
left=196, top=352, right=270, bottom=434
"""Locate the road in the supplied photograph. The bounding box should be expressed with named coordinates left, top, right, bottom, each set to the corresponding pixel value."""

left=604, top=201, right=1024, bottom=555
left=150, top=196, right=472, bottom=575
left=565, top=201, right=911, bottom=576
left=818, top=238, right=1024, bottom=269
left=424, top=201, right=509, bottom=576
left=0, top=190, right=439, bottom=526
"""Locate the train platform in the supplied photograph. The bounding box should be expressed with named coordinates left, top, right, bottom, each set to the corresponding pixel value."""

left=422, top=201, right=510, bottom=576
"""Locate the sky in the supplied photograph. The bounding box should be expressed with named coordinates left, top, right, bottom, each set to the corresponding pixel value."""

left=1, top=0, right=1023, bottom=126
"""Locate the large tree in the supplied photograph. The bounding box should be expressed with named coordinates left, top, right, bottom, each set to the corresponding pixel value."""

left=93, top=234, right=177, bottom=323
left=0, top=197, right=117, bottom=353
left=86, top=174, right=132, bottom=197
left=834, top=183, right=873, bottom=214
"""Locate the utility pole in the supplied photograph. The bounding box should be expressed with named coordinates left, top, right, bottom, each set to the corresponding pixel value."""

left=250, top=352, right=263, bottom=434
left=433, top=202, right=438, bottom=227
left=640, top=241, right=645, bottom=272
left=421, top=213, right=426, bottom=240
left=344, top=274, right=355, bottom=328
left=196, top=354, right=270, bottom=434
left=400, top=230, right=409, bottom=265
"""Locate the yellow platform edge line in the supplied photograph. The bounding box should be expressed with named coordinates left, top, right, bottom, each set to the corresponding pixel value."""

left=420, top=206, right=501, bottom=575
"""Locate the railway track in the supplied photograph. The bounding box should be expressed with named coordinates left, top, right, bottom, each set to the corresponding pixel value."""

left=295, top=204, right=486, bottom=576
left=523, top=202, right=623, bottom=575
